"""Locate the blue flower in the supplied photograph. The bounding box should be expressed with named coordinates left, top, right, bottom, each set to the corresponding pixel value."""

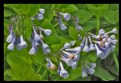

left=33, top=27, right=40, bottom=41
left=82, top=37, right=90, bottom=52
left=74, top=17, right=83, bottom=31
left=7, top=37, right=16, bottom=51
left=107, top=28, right=118, bottom=34
left=42, top=43, right=51, bottom=54
left=19, top=35, right=28, bottom=49
left=39, top=27, right=52, bottom=36
left=80, top=36, right=86, bottom=49
left=46, top=58, right=56, bottom=70
left=60, top=23, right=67, bottom=30
left=58, top=62, right=69, bottom=79
left=6, top=29, right=15, bottom=43
left=37, top=13, right=44, bottom=20
left=39, top=8, right=45, bottom=14
left=60, top=12, right=71, bottom=22
left=81, top=63, right=96, bottom=78
left=88, top=35, right=95, bottom=50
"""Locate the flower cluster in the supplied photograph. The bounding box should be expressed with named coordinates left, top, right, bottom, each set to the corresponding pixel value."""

left=31, top=8, right=45, bottom=21
left=29, top=26, right=52, bottom=55
left=57, top=12, right=83, bottom=31
left=6, top=25, right=28, bottom=51
left=73, top=16, right=83, bottom=31
left=81, top=63, right=96, bottom=78
left=80, top=35, right=95, bottom=52
left=6, top=8, right=118, bottom=79
left=89, top=28, right=118, bottom=59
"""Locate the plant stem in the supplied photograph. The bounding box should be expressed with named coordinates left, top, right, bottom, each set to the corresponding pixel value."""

left=113, top=52, right=119, bottom=72
left=96, top=15, right=100, bottom=34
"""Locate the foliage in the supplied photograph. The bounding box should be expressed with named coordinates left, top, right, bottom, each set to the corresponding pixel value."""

left=4, top=4, right=119, bottom=81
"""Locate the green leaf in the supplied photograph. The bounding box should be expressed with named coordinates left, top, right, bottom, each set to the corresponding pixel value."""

left=68, top=26, right=78, bottom=40
left=82, top=19, right=96, bottom=33
left=71, top=10, right=94, bottom=24
left=87, top=52, right=97, bottom=62
left=94, top=60, right=115, bottom=81
left=103, top=10, right=119, bottom=24
left=27, top=4, right=40, bottom=17
left=6, top=53, right=42, bottom=80
left=4, top=7, right=16, bottom=17
left=75, top=4, right=87, bottom=10
left=62, top=4, right=78, bottom=13
left=87, top=4, right=109, bottom=16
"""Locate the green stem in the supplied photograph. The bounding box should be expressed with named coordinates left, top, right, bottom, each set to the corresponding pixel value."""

left=96, top=15, right=100, bottom=34
left=113, top=52, right=119, bottom=72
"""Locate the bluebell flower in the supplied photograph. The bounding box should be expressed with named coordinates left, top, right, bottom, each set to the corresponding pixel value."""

left=39, top=27, right=52, bottom=36
left=81, top=67, right=88, bottom=78
left=80, top=36, right=86, bottom=49
left=83, top=37, right=90, bottom=52
left=42, top=43, right=51, bottom=54
left=95, top=44, right=108, bottom=59
left=39, top=8, right=45, bottom=14
left=81, top=63, right=96, bottom=78
left=29, top=46, right=38, bottom=55
left=46, top=58, right=56, bottom=70
left=7, top=37, right=16, bottom=51
left=65, top=47, right=81, bottom=55
left=58, top=62, right=69, bottom=79
left=33, top=27, right=40, bottom=41
left=74, top=17, right=83, bottom=31
left=107, top=28, right=118, bottom=34
left=88, top=35, right=95, bottom=50
left=62, top=51, right=75, bottom=59
left=19, top=35, right=28, bottom=49
left=37, top=13, right=44, bottom=20
left=99, top=29, right=105, bottom=36
left=29, top=40, right=38, bottom=55
left=70, top=40, right=76, bottom=46
left=60, top=23, right=67, bottom=30
left=61, top=42, right=71, bottom=50
left=6, top=31, right=15, bottom=43
left=78, top=34, right=82, bottom=41
left=60, top=12, right=71, bottom=21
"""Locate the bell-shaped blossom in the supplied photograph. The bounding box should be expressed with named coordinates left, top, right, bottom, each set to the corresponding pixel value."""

left=39, top=8, right=45, bottom=14
left=60, top=12, right=71, bottom=21
left=78, top=34, right=82, bottom=41
left=7, top=37, right=16, bottom=51
left=65, top=47, right=81, bottom=55
left=29, top=40, right=38, bottom=55
left=88, top=35, right=95, bottom=50
left=19, top=35, right=28, bottom=49
left=61, top=42, right=71, bottom=50
left=46, top=58, right=56, bottom=70
left=95, top=44, right=108, bottom=59
left=6, top=31, right=14, bottom=43
left=33, top=27, right=40, bottom=41
left=80, top=36, right=86, bottom=49
left=39, top=27, right=52, bottom=36
left=58, top=62, right=69, bottom=79
left=60, top=23, right=67, bottom=30
left=99, top=29, right=105, bottom=36
left=70, top=40, right=76, bottom=46
left=81, top=68, right=88, bottom=78
left=62, top=51, right=75, bottom=59
left=37, top=13, right=44, bottom=20
left=29, top=46, right=38, bottom=55
left=83, top=37, right=90, bottom=52
left=89, top=63, right=96, bottom=69
left=107, top=28, right=118, bottom=34
left=42, top=43, right=51, bottom=54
